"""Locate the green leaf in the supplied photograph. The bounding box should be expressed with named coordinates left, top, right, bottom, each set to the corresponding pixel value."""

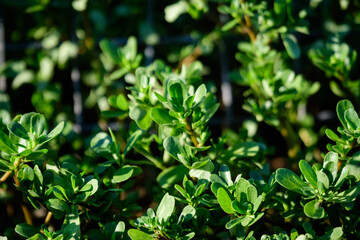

left=219, top=165, right=233, bottom=186
left=81, top=178, right=99, bottom=197
left=323, top=152, right=338, bottom=182
left=320, top=227, right=343, bottom=240
left=150, top=108, right=176, bottom=125
left=100, top=39, right=120, bottom=63
left=225, top=216, right=245, bottom=229
left=304, top=200, right=326, bottom=219
left=246, top=185, right=258, bottom=204
left=22, top=167, right=35, bottom=181
left=129, top=106, right=152, bottom=130
left=53, top=185, right=70, bottom=201
left=45, top=198, right=69, bottom=211
left=111, top=221, right=126, bottom=240
left=113, top=165, right=134, bottom=183
left=316, top=171, right=330, bottom=191
left=124, top=130, right=143, bottom=155
left=334, top=165, right=349, bottom=190
left=15, top=223, right=40, bottom=238
left=217, top=187, right=234, bottom=214
left=221, top=19, right=238, bottom=31
left=330, top=81, right=347, bottom=98
left=43, top=122, right=64, bottom=144
left=0, top=159, right=11, bottom=172
left=325, top=129, right=341, bottom=142
left=337, top=100, right=354, bottom=130
left=178, top=205, right=196, bottom=223
left=0, top=131, right=17, bottom=154
left=235, top=178, right=251, bottom=202
left=275, top=168, right=308, bottom=195
left=164, top=1, right=188, bottom=23
left=116, top=94, right=129, bottom=111
left=189, top=159, right=214, bottom=181
left=128, top=229, right=154, bottom=240
left=299, top=160, right=318, bottom=188
left=253, top=195, right=262, bottom=212
left=247, top=212, right=264, bottom=227
left=202, top=103, right=220, bottom=124
left=90, top=132, right=113, bottom=159
left=344, top=108, right=360, bottom=132
left=30, top=114, right=46, bottom=136
left=163, top=136, right=187, bottom=165
left=8, top=121, right=29, bottom=140
left=168, top=82, right=184, bottom=106
left=231, top=201, right=247, bottom=214
left=156, top=193, right=175, bottom=223
left=182, top=232, right=195, bottom=240
left=157, top=164, right=189, bottom=188
left=62, top=205, right=80, bottom=239
left=282, top=33, right=301, bottom=59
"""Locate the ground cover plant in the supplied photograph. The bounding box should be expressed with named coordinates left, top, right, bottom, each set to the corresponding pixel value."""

left=1, top=0, right=360, bottom=239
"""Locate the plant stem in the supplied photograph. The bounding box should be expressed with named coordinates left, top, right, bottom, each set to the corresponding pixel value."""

left=185, top=119, right=199, bottom=147
left=133, top=146, right=166, bottom=170
left=177, top=46, right=202, bottom=70
left=21, top=204, right=33, bottom=226
left=240, top=0, right=256, bottom=43
left=45, top=211, right=53, bottom=225
left=13, top=158, right=33, bottom=225
left=0, top=170, right=12, bottom=183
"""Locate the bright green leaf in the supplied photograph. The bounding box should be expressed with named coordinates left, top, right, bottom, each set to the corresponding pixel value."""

left=217, top=187, right=234, bottom=214
left=275, top=168, right=308, bottom=195
left=128, top=229, right=154, bottom=240
left=156, top=193, right=175, bottom=223
left=8, top=121, right=29, bottom=140
left=282, top=33, right=301, bottom=59
left=304, top=200, right=326, bottom=219
left=113, top=165, right=134, bottom=183
left=299, top=160, right=318, bottom=188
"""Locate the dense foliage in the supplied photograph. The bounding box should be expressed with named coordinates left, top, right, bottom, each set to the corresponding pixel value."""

left=1, top=0, right=360, bottom=239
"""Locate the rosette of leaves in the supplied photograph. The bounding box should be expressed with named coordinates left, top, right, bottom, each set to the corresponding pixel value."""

left=325, top=99, right=360, bottom=178
left=308, top=39, right=359, bottom=99
left=260, top=223, right=343, bottom=240
left=211, top=165, right=275, bottom=238
left=0, top=112, right=64, bottom=179
left=276, top=151, right=360, bottom=219
left=127, top=67, right=161, bottom=130
left=326, top=100, right=360, bottom=158
left=129, top=193, right=208, bottom=240
left=152, top=80, right=219, bottom=146
left=100, top=36, right=143, bottom=81
left=90, top=128, right=144, bottom=186
left=173, top=175, right=208, bottom=207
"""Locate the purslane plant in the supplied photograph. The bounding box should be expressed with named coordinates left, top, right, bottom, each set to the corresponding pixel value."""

left=2, top=81, right=360, bottom=239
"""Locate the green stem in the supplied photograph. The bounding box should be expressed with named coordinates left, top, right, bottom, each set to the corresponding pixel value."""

left=184, top=118, right=199, bottom=147
left=133, top=146, right=166, bottom=170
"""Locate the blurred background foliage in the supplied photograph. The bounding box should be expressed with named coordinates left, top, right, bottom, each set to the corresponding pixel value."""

left=1, top=0, right=360, bottom=237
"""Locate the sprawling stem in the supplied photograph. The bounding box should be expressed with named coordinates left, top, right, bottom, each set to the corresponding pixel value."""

left=21, top=204, right=33, bottom=225
left=45, top=211, right=53, bottom=225
left=12, top=158, right=34, bottom=225
left=240, top=0, right=256, bottom=43
left=133, top=146, right=166, bottom=170
left=184, top=119, right=199, bottom=147
left=0, top=170, right=12, bottom=183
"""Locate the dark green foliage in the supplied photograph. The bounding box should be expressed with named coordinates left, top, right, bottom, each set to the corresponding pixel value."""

left=2, top=0, right=360, bottom=239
